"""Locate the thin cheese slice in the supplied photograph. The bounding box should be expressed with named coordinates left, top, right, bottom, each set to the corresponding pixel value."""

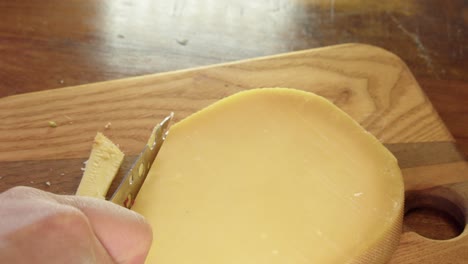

left=133, top=88, right=404, bottom=264
left=76, top=132, right=124, bottom=199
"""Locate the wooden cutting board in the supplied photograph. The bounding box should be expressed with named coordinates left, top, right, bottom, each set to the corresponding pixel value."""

left=0, top=43, right=467, bottom=263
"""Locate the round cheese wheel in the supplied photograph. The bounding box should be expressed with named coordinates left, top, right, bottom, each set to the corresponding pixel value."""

left=133, top=88, right=404, bottom=263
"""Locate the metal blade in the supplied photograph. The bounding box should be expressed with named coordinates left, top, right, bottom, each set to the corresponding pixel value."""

left=110, top=113, right=174, bottom=208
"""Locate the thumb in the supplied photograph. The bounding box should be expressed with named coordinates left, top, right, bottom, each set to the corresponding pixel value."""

left=52, top=194, right=153, bottom=264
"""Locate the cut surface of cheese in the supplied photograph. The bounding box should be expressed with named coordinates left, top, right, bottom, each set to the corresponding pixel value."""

left=76, top=132, right=124, bottom=199
left=132, top=88, right=404, bottom=264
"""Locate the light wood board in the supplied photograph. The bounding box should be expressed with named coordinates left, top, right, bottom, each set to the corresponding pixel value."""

left=0, top=43, right=467, bottom=263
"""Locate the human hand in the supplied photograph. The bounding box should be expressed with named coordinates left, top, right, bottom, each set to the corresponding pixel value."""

left=0, top=186, right=152, bottom=264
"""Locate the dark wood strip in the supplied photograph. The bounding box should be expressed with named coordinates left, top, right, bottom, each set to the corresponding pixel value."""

left=385, top=141, right=465, bottom=168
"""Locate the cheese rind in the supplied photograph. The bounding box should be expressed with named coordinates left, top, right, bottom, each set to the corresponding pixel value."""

left=76, top=132, right=124, bottom=199
left=133, top=88, right=404, bottom=263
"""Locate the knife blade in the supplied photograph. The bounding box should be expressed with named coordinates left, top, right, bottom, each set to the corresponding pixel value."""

left=110, top=113, right=174, bottom=208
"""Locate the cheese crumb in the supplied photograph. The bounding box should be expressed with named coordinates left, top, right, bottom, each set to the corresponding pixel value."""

left=48, top=121, right=57, bottom=128
left=45, top=181, right=51, bottom=186
left=105, top=122, right=112, bottom=129
left=176, top=39, right=188, bottom=46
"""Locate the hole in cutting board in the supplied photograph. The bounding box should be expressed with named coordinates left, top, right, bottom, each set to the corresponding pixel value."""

left=404, top=208, right=463, bottom=240
left=403, top=191, right=465, bottom=240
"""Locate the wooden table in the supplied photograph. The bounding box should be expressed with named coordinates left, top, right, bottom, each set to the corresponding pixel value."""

left=0, top=0, right=467, bottom=259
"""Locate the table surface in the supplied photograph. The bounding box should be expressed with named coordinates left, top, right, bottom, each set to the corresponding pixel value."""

left=0, top=0, right=467, bottom=245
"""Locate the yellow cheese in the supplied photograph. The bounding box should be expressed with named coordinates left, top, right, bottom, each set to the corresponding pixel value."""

left=76, top=132, right=124, bottom=199
left=133, top=88, right=404, bottom=263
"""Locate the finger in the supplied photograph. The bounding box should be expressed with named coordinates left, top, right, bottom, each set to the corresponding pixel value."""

left=0, top=187, right=115, bottom=264
left=51, top=194, right=153, bottom=264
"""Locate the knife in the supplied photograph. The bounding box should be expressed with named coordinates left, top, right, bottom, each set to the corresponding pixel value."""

left=110, top=113, right=174, bottom=208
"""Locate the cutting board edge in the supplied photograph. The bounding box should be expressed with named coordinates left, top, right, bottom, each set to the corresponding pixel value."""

left=0, top=43, right=407, bottom=101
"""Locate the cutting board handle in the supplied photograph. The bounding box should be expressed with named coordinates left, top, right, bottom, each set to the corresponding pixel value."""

left=405, top=181, right=468, bottom=231
left=390, top=181, right=468, bottom=263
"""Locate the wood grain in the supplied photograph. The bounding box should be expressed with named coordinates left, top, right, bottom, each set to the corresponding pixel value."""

left=391, top=231, right=468, bottom=264
left=0, top=43, right=467, bottom=262
left=0, top=44, right=455, bottom=162
left=0, top=0, right=467, bottom=159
